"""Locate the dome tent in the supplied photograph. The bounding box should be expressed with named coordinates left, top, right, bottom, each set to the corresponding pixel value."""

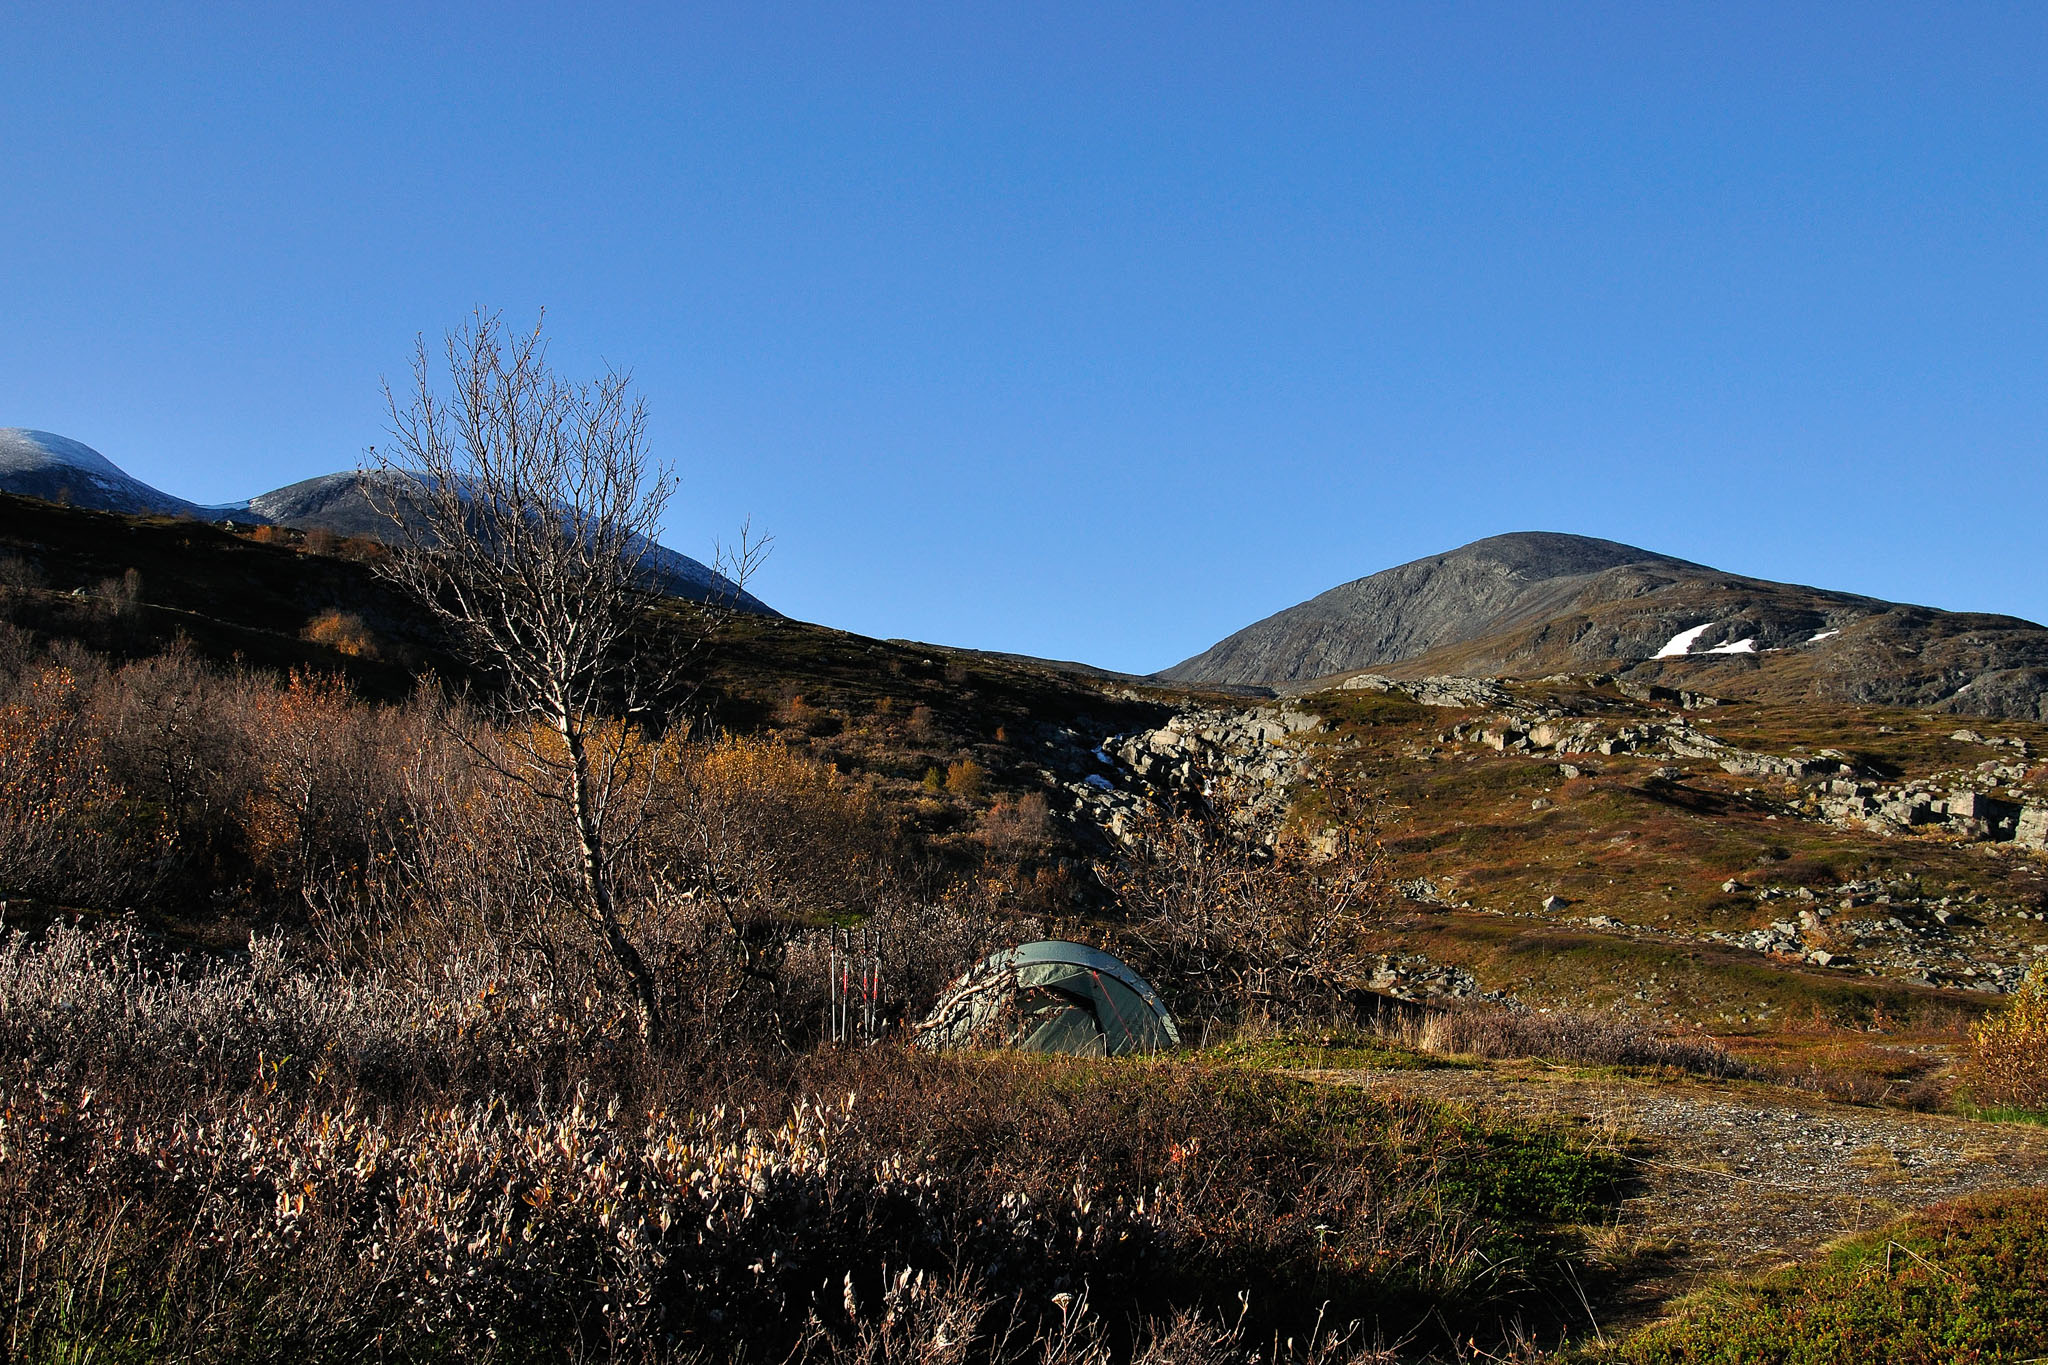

left=917, top=941, right=1180, bottom=1056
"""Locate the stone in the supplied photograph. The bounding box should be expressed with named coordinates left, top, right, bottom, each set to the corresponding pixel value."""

left=1722, top=879, right=1746, bottom=893
left=1542, top=894, right=1568, bottom=912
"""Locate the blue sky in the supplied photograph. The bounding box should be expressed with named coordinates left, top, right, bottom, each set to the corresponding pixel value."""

left=3, top=4, right=2043, bottom=673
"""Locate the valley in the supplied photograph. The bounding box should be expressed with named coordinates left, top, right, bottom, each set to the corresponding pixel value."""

left=2, top=479, right=2046, bottom=1361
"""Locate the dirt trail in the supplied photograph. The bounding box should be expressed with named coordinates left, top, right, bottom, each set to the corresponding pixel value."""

left=1308, top=1062, right=2048, bottom=1324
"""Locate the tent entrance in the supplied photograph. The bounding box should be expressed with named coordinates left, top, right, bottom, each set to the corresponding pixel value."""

left=918, top=941, right=1181, bottom=1057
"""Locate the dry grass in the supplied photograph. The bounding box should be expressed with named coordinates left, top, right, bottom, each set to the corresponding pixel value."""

left=1382, top=1005, right=1752, bottom=1079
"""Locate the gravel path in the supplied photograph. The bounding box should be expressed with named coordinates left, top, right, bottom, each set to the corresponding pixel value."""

left=1306, top=1062, right=2048, bottom=1325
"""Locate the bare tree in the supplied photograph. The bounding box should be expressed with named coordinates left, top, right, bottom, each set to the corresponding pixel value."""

left=1101, top=779, right=1390, bottom=1029
left=367, top=310, right=747, bottom=1043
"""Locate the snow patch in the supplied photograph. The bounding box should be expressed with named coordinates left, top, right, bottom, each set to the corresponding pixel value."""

left=1702, top=637, right=1756, bottom=655
left=1083, top=773, right=1116, bottom=792
left=1807, top=629, right=1840, bottom=643
left=1654, top=623, right=1716, bottom=658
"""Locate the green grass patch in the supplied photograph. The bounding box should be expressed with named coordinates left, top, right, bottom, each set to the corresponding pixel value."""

left=1950, top=1101, right=2048, bottom=1128
left=1574, top=1188, right=2048, bottom=1364
left=1205, top=1027, right=1463, bottom=1072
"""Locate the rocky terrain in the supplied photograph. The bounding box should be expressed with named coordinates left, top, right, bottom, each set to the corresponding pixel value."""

left=1160, top=530, right=2048, bottom=721
left=1041, top=667, right=2048, bottom=1023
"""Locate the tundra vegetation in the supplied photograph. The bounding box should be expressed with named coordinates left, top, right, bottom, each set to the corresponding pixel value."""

left=3, top=332, right=2048, bottom=1359
left=4, top=564, right=2048, bottom=1363
left=0, top=639, right=1638, bottom=1363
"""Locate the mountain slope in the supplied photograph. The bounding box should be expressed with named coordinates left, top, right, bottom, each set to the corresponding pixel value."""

left=0, top=430, right=772, bottom=615
left=1160, top=531, right=2048, bottom=719
left=0, top=429, right=214, bottom=519
left=1160, top=532, right=1745, bottom=683
left=249, top=472, right=775, bottom=614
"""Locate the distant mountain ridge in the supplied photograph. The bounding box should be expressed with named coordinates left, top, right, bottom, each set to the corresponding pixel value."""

left=0, top=429, right=771, bottom=614
left=0, top=429, right=211, bottom=519
left=1159, top=531, right=2048, bottom=721
left=250, top=472, right=772, bottom=612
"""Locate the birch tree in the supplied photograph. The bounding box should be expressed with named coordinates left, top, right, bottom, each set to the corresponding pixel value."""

left=368, top=311, right=734, bottom=1043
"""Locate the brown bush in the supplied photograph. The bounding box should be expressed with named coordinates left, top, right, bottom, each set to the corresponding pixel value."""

left=0, top=663, right=169, bottom=907
left=1963, top=962, right=2048, bottom=1111
left=301, top=608, right=380, bottom=658
left=0, top=552, right=46, bottom=601
left=1104, top=787, right=1391, bottom=1029
left=978, top=791, right=1052, bottom=856
left=1404, top=1005, right=1751, bottom=1079
left=944, top=758, right=987, bottom=799
left=90, top=567, right=142, bottom=618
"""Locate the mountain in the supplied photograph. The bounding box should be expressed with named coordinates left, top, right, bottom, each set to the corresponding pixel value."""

left=1158, top=531, right=2048, bottom=720
left=0, top=429, right=215, bottom=519
left=248, top=472, right=774, bottom=614
left=0, top=430, right=771, bottom=615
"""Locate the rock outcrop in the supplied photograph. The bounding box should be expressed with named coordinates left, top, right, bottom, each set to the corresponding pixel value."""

left=1044, top=704, right=1324, bottom=847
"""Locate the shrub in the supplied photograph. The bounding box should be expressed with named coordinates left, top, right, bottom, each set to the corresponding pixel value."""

left=1405, top=1006, right=1751, bottom=1079
left=978, top=791, right=1053, bottom=855
left=300, top=608, right=380, bottom=658
left=89, top=566, right=142, bottom=617
left=0, top=922, right=1630, bottom=1364
left=0, top=663, right=169, bottom=907
left=944, top=758, right=987, bottom=799
left=1962, top=960, right=2048, bottom=1112
left=1104, top=789, right=1391, bottom=1029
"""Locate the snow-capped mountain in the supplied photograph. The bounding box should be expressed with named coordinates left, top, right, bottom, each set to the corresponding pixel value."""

left=0, top=429, right=214, bottom=519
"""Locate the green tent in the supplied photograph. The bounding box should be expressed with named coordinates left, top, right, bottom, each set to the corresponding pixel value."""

left=917, top=940, right=1181, bottom=1056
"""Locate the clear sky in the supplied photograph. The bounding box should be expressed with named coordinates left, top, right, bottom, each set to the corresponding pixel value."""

left=4, top=4, right=2043, bottom=674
